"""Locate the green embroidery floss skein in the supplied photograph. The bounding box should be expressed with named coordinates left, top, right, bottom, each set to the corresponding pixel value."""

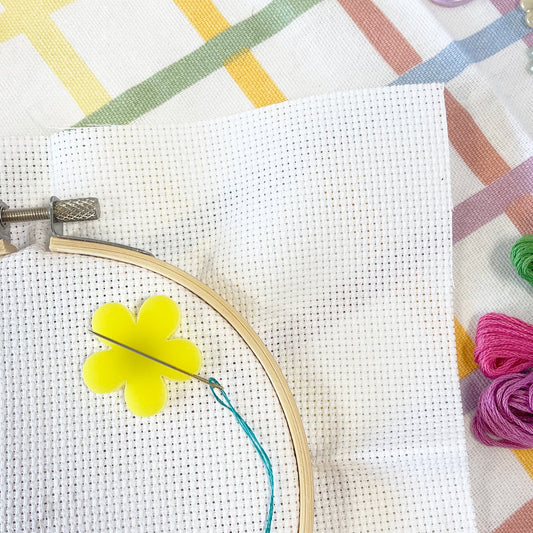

left=510, top=235, right=533, bottom=286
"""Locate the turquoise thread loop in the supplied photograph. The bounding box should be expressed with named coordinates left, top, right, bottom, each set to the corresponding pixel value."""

left=209, top=377, right=274, bottom=533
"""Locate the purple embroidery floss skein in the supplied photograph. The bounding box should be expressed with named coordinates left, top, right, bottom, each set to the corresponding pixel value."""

left=472, top=372, right=533, bottom=448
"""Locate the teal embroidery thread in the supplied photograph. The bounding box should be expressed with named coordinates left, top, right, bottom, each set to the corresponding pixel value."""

left=209, top=378, right=274, bottom=533
left=510, top=235, right=533, bottom=287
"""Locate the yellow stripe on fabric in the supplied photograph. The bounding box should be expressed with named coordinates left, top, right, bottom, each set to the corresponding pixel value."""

left=0, top=0, right=76, bottom=41
left=513, top=449, right=533, bottom=479
left=0, top=14, right=20, bottom=42
left=224, top=48, right=286, bottom=107
left=173, top=0, right=230, bottom=39
left=455, top=318, right=478, bottom=379
left=23, top=21, right=111, bottom=115
left=174, top=0, right=286, bottom=107
left=0, top=0, right=111, bottom=115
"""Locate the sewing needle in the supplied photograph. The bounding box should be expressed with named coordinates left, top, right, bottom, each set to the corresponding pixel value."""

left=89, top=330, right=224, bottom=391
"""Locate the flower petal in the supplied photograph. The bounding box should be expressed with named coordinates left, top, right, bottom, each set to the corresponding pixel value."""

left=136, top=295, right=181, bottom=340
left=158, top=339, right=202, bottom=382
left=124, top=375, right=167, bottom=417
left=92, top=302, right=136, bottom=346
left=83, top=348, right=128, bottom=394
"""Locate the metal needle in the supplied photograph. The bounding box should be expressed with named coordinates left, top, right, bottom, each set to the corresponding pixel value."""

left=89, top=330, right=224, bottom=391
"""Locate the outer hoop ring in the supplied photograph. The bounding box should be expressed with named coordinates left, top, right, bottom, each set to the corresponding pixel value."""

left=48, top=236, right=314, bottom=533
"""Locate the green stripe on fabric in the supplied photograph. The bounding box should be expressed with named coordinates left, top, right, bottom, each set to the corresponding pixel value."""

left=76, top=0, right=321, bottom=126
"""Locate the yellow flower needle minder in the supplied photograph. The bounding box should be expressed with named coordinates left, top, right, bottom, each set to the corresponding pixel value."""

left=83, top=295, right=202, bottom=416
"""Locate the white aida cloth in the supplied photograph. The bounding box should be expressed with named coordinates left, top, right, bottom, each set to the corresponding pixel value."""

left=0, top=84, right=476, bottom=532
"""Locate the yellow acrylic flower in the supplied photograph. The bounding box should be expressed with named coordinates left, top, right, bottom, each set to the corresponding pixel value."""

left=83, top=295, right=202, bottom=417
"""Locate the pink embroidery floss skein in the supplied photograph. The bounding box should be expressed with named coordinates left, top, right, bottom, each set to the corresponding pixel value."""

left=474, top=313, right=533, bottom=378
left=472, top=372, right=533, bottom=448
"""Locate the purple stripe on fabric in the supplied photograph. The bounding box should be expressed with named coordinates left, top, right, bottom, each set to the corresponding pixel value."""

left=453, top=157, right=533, bottom=244
left=461, top=369, right=493, bottom=415
left=491, top=0, right=520, bottom=14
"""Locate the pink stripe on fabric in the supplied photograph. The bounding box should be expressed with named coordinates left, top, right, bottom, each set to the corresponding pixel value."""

left=445, top=90, right=511, bottom=185
left=337, top=0, right=422, bottom=74
left=505, top=193, right=533, bottom=234
left=493, top=498, right=533, bottom=532
left=453, top=157, right=533, bottom=243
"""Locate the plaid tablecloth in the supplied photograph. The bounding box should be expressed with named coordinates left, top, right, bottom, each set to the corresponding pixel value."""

left=1, top=1, right=533, bottom=531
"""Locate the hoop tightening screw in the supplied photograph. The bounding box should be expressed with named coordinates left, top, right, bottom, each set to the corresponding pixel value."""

left=0, top=198, right=100, bottom=225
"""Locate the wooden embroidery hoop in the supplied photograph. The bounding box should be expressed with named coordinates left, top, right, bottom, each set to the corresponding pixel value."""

left=1, top=198, right=314, bottom=532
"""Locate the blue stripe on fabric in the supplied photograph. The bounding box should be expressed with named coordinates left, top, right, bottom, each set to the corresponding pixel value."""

left=391, top=8, right=531, bottom=86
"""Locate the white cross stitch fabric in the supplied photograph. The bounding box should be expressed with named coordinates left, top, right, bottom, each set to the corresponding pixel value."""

left=0, top=84, right=477, bottom=532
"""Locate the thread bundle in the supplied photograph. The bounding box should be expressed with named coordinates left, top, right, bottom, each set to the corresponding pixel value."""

left=472, top=368, right=533, bottom=448
left=510, top=235, right=533, bottom=287
left=471, top=235, right=533, bottom=448
left=474, top=314, right=533, bottom=379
